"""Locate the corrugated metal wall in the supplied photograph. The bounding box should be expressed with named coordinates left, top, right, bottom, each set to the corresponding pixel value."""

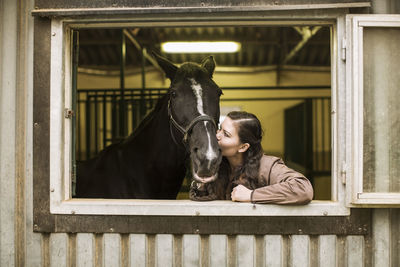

left=37, top=233, right=367, bottom=266
left=18, top=211, right=400, bottom=266
left=1, top=0, right=400, bottom=266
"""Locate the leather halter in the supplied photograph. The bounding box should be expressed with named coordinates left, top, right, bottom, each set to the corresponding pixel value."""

left=168, top=98, right=217, bottom=146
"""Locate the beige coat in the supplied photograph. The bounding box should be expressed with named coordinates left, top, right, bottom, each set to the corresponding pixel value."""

left=250, top=155, right=313, bottom=204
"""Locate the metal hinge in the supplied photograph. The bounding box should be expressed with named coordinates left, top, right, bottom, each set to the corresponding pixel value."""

left=64, top=108, right=74, bottom=119
left=340, top=161, right=347, bottom=184
left=341, top=38, right=346, bottom=61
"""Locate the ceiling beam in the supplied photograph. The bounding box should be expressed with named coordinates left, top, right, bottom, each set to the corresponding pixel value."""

left=282, top=26, right=321, bottom=65
left=123, top=29, right=163, bottom=73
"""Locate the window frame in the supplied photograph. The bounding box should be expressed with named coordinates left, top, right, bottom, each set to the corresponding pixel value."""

left=346, top=14, right=400, bottom=206
left=46, top=16, right=351, bottom=217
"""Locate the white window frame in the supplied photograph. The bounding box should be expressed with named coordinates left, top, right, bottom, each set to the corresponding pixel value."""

left=49, top=16, right=351, bottom=216
left=346, top=14, right=400, bottom=206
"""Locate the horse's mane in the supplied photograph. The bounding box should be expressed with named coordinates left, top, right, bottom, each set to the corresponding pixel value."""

left=122, top=93, right=169, bottom=144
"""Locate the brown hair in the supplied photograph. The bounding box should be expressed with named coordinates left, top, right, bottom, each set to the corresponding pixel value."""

left=219, top=111, right=265, bottom=196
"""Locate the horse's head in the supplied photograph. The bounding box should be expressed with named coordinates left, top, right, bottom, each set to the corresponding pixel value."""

left=154, top=53, right=222, bottom=183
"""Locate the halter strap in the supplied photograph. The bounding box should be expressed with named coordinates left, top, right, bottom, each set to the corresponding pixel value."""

left=168, top=99, right=217, bottom=145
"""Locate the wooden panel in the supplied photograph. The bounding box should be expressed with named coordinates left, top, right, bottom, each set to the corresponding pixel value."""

left=173, top=235, right=183, bottom=267
left=120, top=234, right=130, bottom=267
left=15, top=0, right=34, bottom=265
left=103, top=234, right=121, bottom=267
left=0, top=0, right=17, bottom=266
left=183, top=235, right=200, bottom=267
left=372, top=209, right=390, bottom=267
left=309, top=236, right=319, bottom=267
left=146, top=235, right=156, bottom=267
left=156, top=234, right=173, bottom=267
left=290, top=235, right=310, bottom=267
left=200, top=235, right=210, bottom=267
left=336, top=236, right=346, bottom=267
left=255, top=235, right=265, bottom=267
left=227, top=235, right=236, bottom=267
left=237, top=235, right=255, bottom=267
left=94, top=234, right=104, bottom=267
left=76, top=233, right=94, bottom=267
left=209, top=235, right=227, bottom=267
left=33, top=16, right=54, bottom=233
left=130, top=234, right=146, bottom=266
left=34, top=209, right=372, bottom=235
left=42, top=234, right=51, bottom=267
left=50, top=233, right=68, bottom=267
left=25, top=8, right=43, bottom=257
left=32, top=0, right=371, bottom=17
left=346, top=236, right=364, bottom=267
left=265, top=235, right=283, bottom=267
left=69, top=234, right=77, bottom=266
left=319, top=235, right=336, bottom=267
left=26, top=233, right=42, bottom=267
left=391, top=209, right=400, bottom=267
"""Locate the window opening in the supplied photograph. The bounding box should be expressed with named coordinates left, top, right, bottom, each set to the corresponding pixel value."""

left=71, top=26, right=331, bottom=200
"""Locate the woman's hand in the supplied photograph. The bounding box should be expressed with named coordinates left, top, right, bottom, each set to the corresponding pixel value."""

left=231, top=184, right=252, bottom=202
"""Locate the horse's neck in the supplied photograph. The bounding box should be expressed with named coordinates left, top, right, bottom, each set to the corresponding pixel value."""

left=125, top=98, right=187, bottom=166
left=157, top=100, right=187, bottom=158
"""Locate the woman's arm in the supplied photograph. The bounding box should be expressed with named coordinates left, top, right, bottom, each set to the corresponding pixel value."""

left=231, top=157, right=314, bottom=204
left=253, top=158, right=313, bottom=204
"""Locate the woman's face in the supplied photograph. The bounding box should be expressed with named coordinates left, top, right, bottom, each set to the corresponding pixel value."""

left=216, top=117, right=243, bottom=157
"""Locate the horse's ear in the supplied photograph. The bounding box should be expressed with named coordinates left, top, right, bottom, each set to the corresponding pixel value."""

left=152, top=52, right=178, bottom=80
left=201, top=56, right=216, bottom=78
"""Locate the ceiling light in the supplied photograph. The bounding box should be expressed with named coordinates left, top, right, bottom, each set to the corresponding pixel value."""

left=161, top=41, right=241, bottom=53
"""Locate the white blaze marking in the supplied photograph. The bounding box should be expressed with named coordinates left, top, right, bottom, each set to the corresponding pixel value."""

left=190, top=78, right=205, bottom=115
left=189, top=78, right=217, bottom=164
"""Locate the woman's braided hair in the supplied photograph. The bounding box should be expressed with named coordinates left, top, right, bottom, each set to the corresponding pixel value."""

left=219, top=111, right=265, bottom=195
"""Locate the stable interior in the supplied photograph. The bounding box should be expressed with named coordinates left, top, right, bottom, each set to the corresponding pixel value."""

left=73, top=26, right=332, bottom=200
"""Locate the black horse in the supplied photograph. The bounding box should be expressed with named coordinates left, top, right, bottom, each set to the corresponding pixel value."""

left=75, top=54, right=222, bottom=199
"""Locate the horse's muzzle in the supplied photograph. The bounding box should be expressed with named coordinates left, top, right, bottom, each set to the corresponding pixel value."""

left=192, top=167, right=218, bottom=183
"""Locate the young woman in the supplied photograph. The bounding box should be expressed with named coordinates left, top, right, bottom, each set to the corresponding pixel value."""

left=189, top=111, right=313, bottom=204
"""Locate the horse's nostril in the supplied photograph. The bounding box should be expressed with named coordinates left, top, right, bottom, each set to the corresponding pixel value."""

left=193, top=147, right=199, bottom=154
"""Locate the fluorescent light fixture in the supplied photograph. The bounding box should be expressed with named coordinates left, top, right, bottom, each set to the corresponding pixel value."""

left=161, top=41, right=241, bottom=53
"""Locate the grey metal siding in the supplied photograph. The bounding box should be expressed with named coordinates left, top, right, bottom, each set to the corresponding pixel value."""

left=24, top=233, right=375, bottom=266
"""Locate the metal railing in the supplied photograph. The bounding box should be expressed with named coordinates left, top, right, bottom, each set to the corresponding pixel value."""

left=76, top=88, right=168, bottom=161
